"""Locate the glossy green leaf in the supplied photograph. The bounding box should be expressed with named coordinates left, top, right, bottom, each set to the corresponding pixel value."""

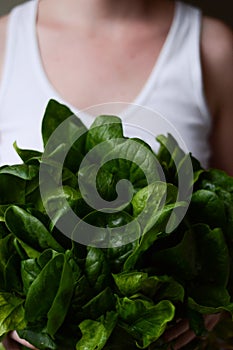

left=82, top=288, right=116, bottom=321
left=0, top=293, right=26, bottom=336
left=5, top=206, right=64, bottom=252
left=85, top=115, right=123, bottom=152
left=0, top=173, right=25, bottom=204
left=0, top=235, right=22, bottom=292
left=46, top=255, right=74, bottom=336
left=117, top=298, right=175, bottom=348
left=85, top=247, right=110, bottom=293
left=0, top=164, right=38, bottom=180
left=13, top=142, right=42, bottom=164
left=25, top=254, right=65, bottom=322
left=76, top=312, right=118, bottom=350
left=17, top=328, right=57, bottom=350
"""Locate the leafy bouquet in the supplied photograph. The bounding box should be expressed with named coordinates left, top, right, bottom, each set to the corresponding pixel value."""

left=0, top=100, right=233, bottom=349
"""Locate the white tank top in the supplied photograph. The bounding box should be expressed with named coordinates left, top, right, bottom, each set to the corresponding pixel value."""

left=0, top=0, right=212, bottom=167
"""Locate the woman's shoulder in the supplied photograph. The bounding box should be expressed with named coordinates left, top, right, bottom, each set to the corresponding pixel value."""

left=201, top=16, right=233, bottom=174
left=201, top=16, right=232, bottom=115
left=202, top=16, right=232, bottom=61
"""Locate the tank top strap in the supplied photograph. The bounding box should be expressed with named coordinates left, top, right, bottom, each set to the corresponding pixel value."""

left=182, top=2, right=212, bottom=125
left=176, top=2, right=211, bottom=125
left=147, top=1, right=211, bottom=128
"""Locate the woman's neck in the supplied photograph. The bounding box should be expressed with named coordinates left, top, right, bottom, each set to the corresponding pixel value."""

left=39, top=0, right=169, bottom=29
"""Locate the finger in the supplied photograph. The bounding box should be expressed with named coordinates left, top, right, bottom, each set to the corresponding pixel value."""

left=204, top=313, right=221, bottom=331
left=2, top=334, right=22, bottom=350
left=11, top=331, right=37, bottom=350
left=163, top=319, right=190, bottom=342
left=170, top=329, right=197, bottom=350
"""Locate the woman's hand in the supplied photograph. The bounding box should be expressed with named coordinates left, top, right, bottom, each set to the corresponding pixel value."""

left=163, top=313, right=222, bottom=349
left=2, top=331, right=38, bottom=350
left=2, top=314, right=222, bottom=350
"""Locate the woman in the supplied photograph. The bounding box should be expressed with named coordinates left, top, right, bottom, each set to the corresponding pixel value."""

left=0, top=0, right=232, bottom=348
left=0, top=0, right=232, bottom=172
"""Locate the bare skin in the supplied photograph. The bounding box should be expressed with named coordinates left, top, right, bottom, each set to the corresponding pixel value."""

left=0, top=0, right=233, bottom=349
left=35, top=0, right=175, bottom=110
left=201, top=17, right=233, bottom=175
left=1, top=313, right=222, bottom=350
left=2, top=331, right=37, bottom=349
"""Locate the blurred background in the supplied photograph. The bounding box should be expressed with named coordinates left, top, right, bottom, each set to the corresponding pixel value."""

left=0, top=0, right=232, bottom=27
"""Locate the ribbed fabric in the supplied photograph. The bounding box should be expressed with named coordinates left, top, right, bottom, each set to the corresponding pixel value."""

left=0, top=0, right=212, bottom=166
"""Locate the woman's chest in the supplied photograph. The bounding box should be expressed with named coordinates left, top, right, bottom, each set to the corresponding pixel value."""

left=37, top=25, right=167, bottom=110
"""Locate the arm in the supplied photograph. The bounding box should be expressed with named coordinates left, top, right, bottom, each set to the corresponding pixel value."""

left=163, top=314, right=222, bottom=350
left=2, top=331, right=37, bottom=350
left=161, top=17, right=233, bottom=349
left=201, top=17, right=233, bottom=176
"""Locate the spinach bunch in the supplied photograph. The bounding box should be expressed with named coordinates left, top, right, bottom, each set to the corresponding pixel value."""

left=0, top=100, right=232, bottom=349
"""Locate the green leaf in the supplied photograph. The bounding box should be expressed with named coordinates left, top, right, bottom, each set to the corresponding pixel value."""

left=148, top=227, right=197, bottom=282
left=76, top=312, right=118, bottom=350
left=4, top=252, right=22, bottom=293
left=123, top=202, right=181, bottom=271
left=85, top=247, right=110, bottom=293
left=137, top=275, right=185, bottom=302
left=116, top=296, right=154, bottom=323
left=0, top=164, right=38, bottom=180
left=85, top=115, right=124, bottom=152
left=25, top=254, right=65, bottom=322
left=82, top=288, right=116, bottom=320
left=79, top=136, right=160, bottom=212
left=103, top=325, right=139, bottom=349
left=188, top=297, right=233, bottom=316
left=156, top=133, right=186, bottom=183
left=21, top=259, right=42, bottom=293
left=116, top=298, right=175, bottom=348
left=1, top=104, right=233, bottom=349
left=41, top=100, right=87, bottom=174
left=149, top=224, right=230, bottom=287
left=0, top=173, right=25, bottom=204
left=187, top=308, right=205, bottom=336
left=5, top=206, right=64, bottom=252
left=17, top=328, right=57, bottom=350
left=45, top=185, right=83, bottom=230
left=0, top=293, right=26, bottom=336
left=131, top=182, right=181, bottom=234
left=71, top=275, right=93, bottom=312
left=194, top=225, right=230, bottom=287
left=0, top=235, right=22, bottom=292
left=199, top=170, right=233, bottom=261
left=188, top=190, right=227, bottom=229
left=73, top=210, right=141, bottom=248
left=113, top=271, right=148, bottom=296
left=42, top=99, right=79, bottom=146
left=13, top=142, right=42, bottom=164
left=113, top=272, right=184, bottom=302
left=17, top=240, right=41, bottom=259
left=0, top=222, right=10, bottom=239
left=25, top=178, right=44, bottom=213
left=103, top=241, right=137, bottom=273
left=46, top=255, right=74, bottom=336
left=37, top=249, right=58, bottom=269
left=189, top=284, right=231, bottom=308
left=202, top=168, right=233, bottom=193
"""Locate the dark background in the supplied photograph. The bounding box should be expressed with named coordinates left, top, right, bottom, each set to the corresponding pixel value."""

left=183, top=0, right=232, bottom=28
left=0, top=0, right=232, bottom=28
